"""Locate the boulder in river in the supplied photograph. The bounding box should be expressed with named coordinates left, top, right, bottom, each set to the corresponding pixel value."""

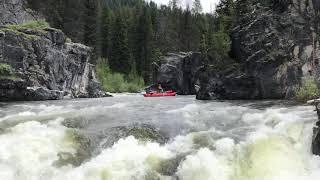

left=94, top=124, right=169, bottom=153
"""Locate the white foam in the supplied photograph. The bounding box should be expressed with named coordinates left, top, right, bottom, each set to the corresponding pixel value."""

left=167, top=104, right=201, bottom=116
left=0, top=119, right=76, bottom=180
left=215, top=138, right=235, bottom=155
left=109, top=103, right=127, bottom=108
left=177, top=148, right=231, bottom=180
left=55, top=136, right=174, bottom=180
left=0, top=101, right=319, bottom=180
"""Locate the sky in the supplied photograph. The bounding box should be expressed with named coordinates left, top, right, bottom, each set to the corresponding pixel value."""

left=148, top=0, right=221, bottom=13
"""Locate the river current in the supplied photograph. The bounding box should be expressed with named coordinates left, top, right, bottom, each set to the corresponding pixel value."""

left=0, top=94, right=320, bottom=180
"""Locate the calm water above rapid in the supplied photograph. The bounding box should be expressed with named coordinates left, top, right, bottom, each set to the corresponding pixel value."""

left=0, top=94, right=320, bottom=180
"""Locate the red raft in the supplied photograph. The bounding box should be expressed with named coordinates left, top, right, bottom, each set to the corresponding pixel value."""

left=143, top=90, right=176, bottom=97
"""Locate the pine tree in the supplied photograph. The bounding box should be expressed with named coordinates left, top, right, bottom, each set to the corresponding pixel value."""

left=169, top=0, right=180, bottom=10
left=134, top=7, right=155, bottom=82
left=180, top=6, right=193, bottom=51
left=215, top=0, right=235, bottom=34
left=110, top=13, right=132, bottom=74
left=101, top=8, right=112, bottom=58
left=142, top=10, right=155, bottom=82
left=192, top=0, right=203, bottom=14
left=83, top=0, right=98, bottom=47
left=167, top=3, right=182, bottom=52
left=199, top=33, right=207, bottom=53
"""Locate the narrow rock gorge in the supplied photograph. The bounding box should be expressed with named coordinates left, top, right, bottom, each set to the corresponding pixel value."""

left=152, top=52, right=203, bottom=95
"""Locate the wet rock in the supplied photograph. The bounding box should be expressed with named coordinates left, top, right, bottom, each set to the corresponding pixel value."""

left=54, top=129, right=92, bottom=167
left=152, top=52, right=203, bottom=95
left=93, top=124, right=169, bottom=154
left=312, top=103, right=320, bottom=155
left=312, top=128, right=320, bottom=155
left=197, top=0, right=317, bottom=100
left=154, top=154, right=186, bottom=176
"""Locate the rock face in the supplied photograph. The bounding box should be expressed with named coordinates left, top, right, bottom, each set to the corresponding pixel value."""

left=0, top=27, right=107, bottom=101
left=312, top=102, right=320, bottom=155
left=0, top=0, right=107, bottom=101
left=152, top=52, right=203, bottom=95
left=0, top=0, right=38, bottom=25
left=197, top=0, right=319, bottom=100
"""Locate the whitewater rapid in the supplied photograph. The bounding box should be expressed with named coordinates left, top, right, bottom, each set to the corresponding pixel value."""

left=0, top=95, right=320, bottom=180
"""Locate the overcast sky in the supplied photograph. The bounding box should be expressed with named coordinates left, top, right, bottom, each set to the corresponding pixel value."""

left=148, top=0, right=220, bottom=13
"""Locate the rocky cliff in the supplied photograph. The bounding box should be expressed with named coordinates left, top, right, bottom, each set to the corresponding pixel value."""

left=197, top=0, right=320, bottom=100
left=0, top=0, right=38, bottom=25
left=0, top=0, right=107, bottom=101
left=312, top=102, right=320, bottom=155
left=152, top=52, right=203, bottom=95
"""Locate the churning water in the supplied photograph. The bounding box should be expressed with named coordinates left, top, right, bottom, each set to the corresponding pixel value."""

left=0, top=95, right=320, bottom=180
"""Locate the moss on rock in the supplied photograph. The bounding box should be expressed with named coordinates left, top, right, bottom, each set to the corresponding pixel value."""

left=4, top=20, right=49, bottom=31
left=0, top=63, right=13, bottom=76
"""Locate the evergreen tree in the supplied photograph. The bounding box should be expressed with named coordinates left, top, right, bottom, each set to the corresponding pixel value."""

left=100, top=8, right=112, bottom=58
left=180, top=6, right=193, bottom=51
left=83, top=0, right=98, bottom=47
left=192, top=0, right=203, bottom=14
left=169, top=0, right=180, bottom=10
left=216, top=0, right=235, bottom=33
left=110, top=13, right=132, bottom=74
left=135, top=7, right=155, bottom=82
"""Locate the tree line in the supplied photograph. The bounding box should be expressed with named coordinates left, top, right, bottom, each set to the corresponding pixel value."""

left=27, top=0, right=236, bottom=84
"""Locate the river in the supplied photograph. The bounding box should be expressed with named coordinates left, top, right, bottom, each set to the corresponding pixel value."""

left=0, top=94, right=320, bottom=180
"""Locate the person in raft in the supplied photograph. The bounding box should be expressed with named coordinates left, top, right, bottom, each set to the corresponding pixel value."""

left=157, top=84, right=164, bottom=93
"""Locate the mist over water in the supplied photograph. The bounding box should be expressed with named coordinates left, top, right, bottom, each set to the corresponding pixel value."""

left=0, top=95, right=320, bottom=180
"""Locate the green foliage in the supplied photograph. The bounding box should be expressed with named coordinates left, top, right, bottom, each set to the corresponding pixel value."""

left=65, top=38, right=72, bottom=43
left=5, top=20, right=50, bottom=31
left=96, top=59, right=144, bottom=93
left=296, top=78, right=320, bottom=102
left=109, top=13, right=132, bottom=74
left=133, top=6, right=155, bottom=82
left=1, top=20, right=52, bottom=40
left=205, top=0, right=235, bottom=67
left=100, top=8, right=113, bottom=58
left=0, top=63, right=13, bottom=76
left=211, top=31, right=231, bottom=56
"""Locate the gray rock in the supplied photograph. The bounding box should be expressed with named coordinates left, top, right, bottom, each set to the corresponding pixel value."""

left=91, top=124, right=169, bottom=156
left=312, top=103, right=320, bottom=155
left=0, top=0, right=39, bottom=25
left=152, top=52, right=203, bottom=95
left=197, top=0, right=317, bottom=100
left=0, top=27, right=108, bottom=101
